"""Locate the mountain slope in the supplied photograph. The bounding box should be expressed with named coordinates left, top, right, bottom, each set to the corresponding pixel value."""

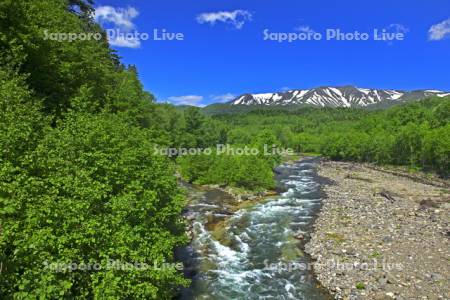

left=230, top=86, right=450, bottom=107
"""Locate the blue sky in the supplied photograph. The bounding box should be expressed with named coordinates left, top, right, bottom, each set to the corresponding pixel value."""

left=94, top=0, right=450, bottom=106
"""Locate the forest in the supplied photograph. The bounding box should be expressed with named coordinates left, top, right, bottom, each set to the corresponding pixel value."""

left=0, top=0, right=448, bottom=298
left=177, top=97, right=449, bottom=191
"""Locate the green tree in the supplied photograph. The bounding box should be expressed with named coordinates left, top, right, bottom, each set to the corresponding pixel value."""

left=1, top=113, right=188, bottom=298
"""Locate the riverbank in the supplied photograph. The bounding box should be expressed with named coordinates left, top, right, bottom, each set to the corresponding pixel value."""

left=306, top=160, right=450, bottom=299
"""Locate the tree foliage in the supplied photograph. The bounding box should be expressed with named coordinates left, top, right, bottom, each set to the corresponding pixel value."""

left=0, top=1, right=189, bottom=298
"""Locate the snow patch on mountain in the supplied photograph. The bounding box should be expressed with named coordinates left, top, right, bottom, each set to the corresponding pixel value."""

left=437, top=93, right=450, bottom=97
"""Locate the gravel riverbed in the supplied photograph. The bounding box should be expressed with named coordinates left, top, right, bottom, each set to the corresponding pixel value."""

left=305, top=160, right=450, bottom=300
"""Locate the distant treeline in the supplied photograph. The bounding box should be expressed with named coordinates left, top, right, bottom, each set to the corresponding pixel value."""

left=212, top=98, right=450, bottom=176
left=174, top=97, right=449, bottom=193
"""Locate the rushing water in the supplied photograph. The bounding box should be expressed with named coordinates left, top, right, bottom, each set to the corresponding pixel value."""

left=177, top=157, right=331, bottom=300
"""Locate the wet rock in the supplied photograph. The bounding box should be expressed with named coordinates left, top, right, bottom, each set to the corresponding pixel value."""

left=264, top=190, right=279, bottom=196
left=185, top=214, right=196, bottom=221
left=274, top=185, right=288, bottom=194
left=294, top=233, right=304, bottom=240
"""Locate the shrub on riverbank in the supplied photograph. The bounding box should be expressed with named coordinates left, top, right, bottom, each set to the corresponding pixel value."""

left=177, top=147, right=277, bottom=191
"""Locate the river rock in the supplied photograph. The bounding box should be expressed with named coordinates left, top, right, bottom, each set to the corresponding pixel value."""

left=305, top=161, right=450, bottom=299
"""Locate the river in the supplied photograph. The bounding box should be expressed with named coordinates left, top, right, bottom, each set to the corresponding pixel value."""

left=176, top=157, right=332, bottom=299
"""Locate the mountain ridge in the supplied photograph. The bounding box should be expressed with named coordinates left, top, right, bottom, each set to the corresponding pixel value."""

left=229, top=86, right=450, bottom=108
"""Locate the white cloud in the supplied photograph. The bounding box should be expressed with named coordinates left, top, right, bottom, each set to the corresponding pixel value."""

left=166, top=95, right=205, bottom=107
left=94, top=6, right=141, bottom=48
left=95, top=6, right=138, bottom=30
left=294, top=25, right=316, bottom=34
left=428, top=18, right=450, bottom=41
left=211, top=93, right=236, bottom=103
left=196, top=10, right=252, bottom=29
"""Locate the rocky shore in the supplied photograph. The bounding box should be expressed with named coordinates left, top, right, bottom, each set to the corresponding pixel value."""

left=305, top=160, right=450, bottom=300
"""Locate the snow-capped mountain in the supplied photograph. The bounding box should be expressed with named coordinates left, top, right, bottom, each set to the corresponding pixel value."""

left=230, top=86, right=450, bottom=107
